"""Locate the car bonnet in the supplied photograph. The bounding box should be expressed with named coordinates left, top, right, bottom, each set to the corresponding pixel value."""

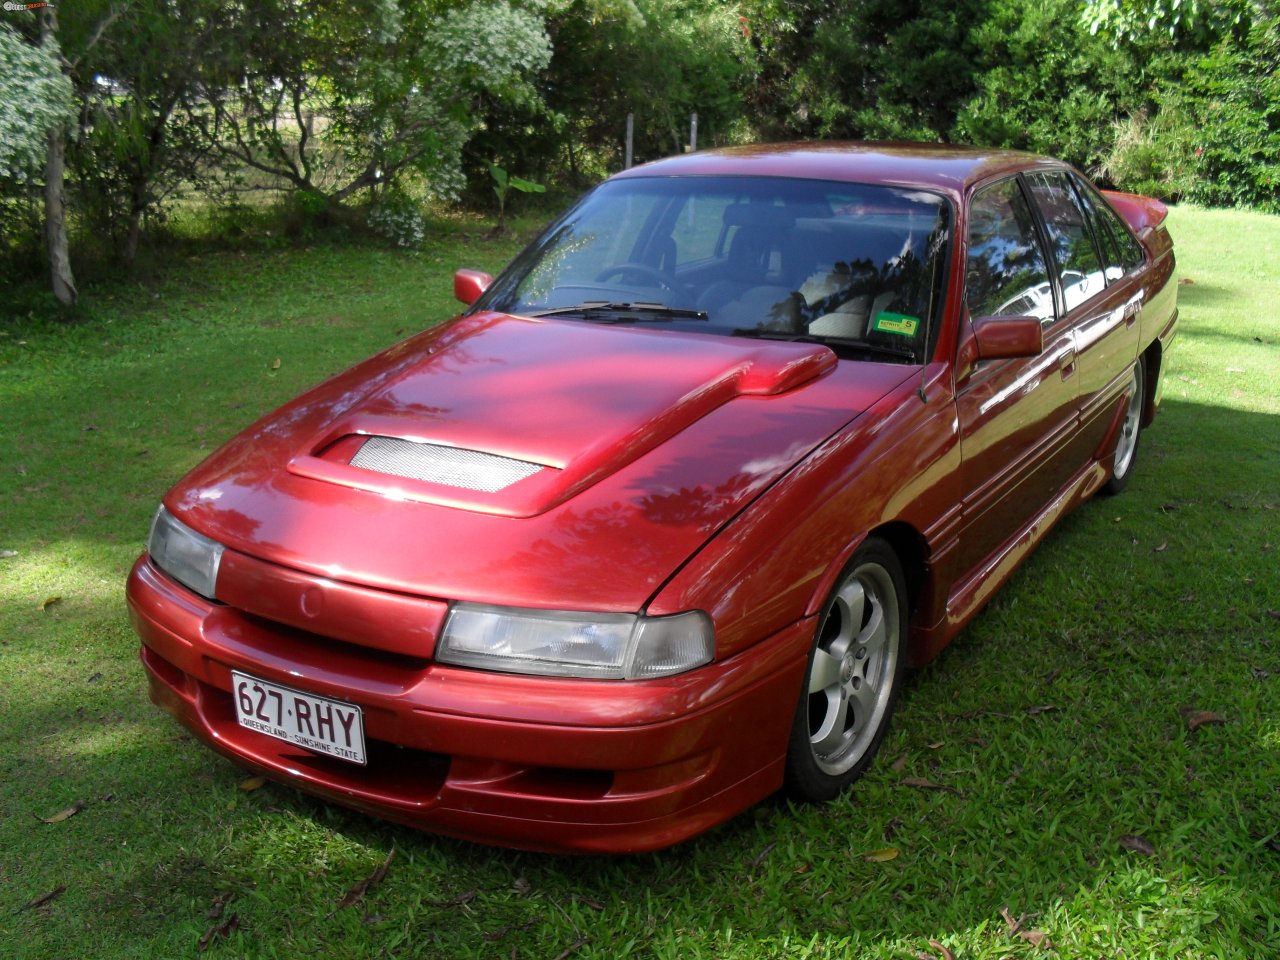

left=165, top=313, right=913, bottom=611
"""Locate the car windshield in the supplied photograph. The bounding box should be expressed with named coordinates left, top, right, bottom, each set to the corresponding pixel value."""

left=476, top=176, right=952, bottom=364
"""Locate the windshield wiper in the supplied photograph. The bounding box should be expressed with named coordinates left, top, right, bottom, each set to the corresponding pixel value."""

left=523, top=301, right=708, bottom=321
left=731, top=328, right=918, bottom=362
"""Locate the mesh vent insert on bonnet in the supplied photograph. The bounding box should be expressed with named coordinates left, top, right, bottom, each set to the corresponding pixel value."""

left=348, top=436, right=544, bottom=493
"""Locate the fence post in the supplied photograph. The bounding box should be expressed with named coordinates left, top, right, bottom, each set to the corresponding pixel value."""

left=690, top=112, right=698, bottom=152
left=625, top=113, right=634, bottom=170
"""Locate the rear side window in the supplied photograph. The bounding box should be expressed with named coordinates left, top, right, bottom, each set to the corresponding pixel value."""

left=1025, top=171, right=1106, bottom=313
left=965, top=178, right=1055, bottom=324
left=1074, top=176, right=1146, bottom=274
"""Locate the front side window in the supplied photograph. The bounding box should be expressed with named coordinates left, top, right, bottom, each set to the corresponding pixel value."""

left=1025, top=171, right=1106, bottom=313
left=477, top=176, right=952, bottom=364
left=965, top=178, right=1055, bottom=324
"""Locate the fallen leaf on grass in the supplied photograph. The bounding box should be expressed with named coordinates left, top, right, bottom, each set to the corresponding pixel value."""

left=1000, top=906, right=1053, bottom=949
left=748, top=841, right=777, bottom=874
left=423, top=890, right=477, bottom=908
left=513, top=876, right=532, bottom=895
left=206, top=892, right=233, bottom=920
left=36, top=801, right=84, bottom=824
left=335, top=846, right=395, bottom=912
left=87, top=672, right=103, bottom=683
left=238, top=776, right=266, bottom=792
left=1119, top=834, right=1155, bottom=856
left=1267, top=610, right=1280, bottom=621
left=270, top=358, right=282, bottom=370
left=20, top=885, right=66, bottom=911
left=40, top=596, right=61, bottom=612
left=863, top=847, right=899, bottom=863
left=901, top=777, right=963, bottom=797
left=551, top=937, right=589, bottom=960
left=1178, top=707, right=1226, bottom=732
left=890, top=753, right=909, bottom=771
left=923, top=940, right=956, bottom=960
left=1177, top=277, right=1195, bottom=285
left=198, top=914, right=239, bottom=951
left=884, top=816, right=903, bottom=841
left=1026, top=704, right=1058, bottom=716
left=0, top=549, right=18, bottom=559
left=1153, top=541, right=1168, bottom=553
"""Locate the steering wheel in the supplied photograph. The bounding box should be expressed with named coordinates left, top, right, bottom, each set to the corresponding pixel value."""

left=594, top=262, right=676, bottom=291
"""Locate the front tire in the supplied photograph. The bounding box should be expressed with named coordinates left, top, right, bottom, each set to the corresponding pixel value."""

left=784, top=538, right=906, bottom=802
left=1103, top=359, right=1146, bottom=496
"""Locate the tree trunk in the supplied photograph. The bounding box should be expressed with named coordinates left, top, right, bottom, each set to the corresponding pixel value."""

left=42, top=7, right=76, bottom=307
left=122, top=175, right=148, bottom=266
left=44, top=122, right=77, bottom=307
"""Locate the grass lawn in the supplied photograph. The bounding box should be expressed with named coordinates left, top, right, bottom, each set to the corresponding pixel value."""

left=1, top=205, right=1277, bottom=959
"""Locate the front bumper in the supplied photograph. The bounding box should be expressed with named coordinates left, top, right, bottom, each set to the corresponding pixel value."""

left=126, top=556, right=810, bottom=853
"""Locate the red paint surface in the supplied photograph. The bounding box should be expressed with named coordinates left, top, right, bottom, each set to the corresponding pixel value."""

left=128, top=143, right=1177, bottom=852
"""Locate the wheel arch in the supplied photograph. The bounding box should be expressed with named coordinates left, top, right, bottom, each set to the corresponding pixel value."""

left=807, top=520, right=931, bottom=651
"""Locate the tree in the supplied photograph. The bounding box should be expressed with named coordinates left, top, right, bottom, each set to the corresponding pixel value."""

left=70, top=0, right=224, bottom=264
left=740, top=0, right=983, bottom=142
left=199, top=0, right=552, bottom=204
left=955, top=0, right=1144, bottom=174
left=470, top=0, right=755, bottom=191
left=0, top=16, right=78, bottom=304
left=0, top=23, right=73, bottom=185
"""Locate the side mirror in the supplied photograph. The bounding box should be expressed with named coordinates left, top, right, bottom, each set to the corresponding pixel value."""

left=971, top=314, right=1043, bottom=360
left=454, top=268, right=494, bottom=307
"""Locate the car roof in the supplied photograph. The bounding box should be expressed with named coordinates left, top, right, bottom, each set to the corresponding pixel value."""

left=612, top=141, right=1063, bottom=201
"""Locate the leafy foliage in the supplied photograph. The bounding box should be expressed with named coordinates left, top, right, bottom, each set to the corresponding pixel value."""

left=201, top=0, right=551, bottom=203
left=956, top=0, right=1144, bottom=174
left=4, top=0, right=1280, bottom=299
left=0, top=22, right=73, bottom=185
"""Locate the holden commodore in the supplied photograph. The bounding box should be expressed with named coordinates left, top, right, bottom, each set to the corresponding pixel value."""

left=127, top=143, right=1177, bottom=853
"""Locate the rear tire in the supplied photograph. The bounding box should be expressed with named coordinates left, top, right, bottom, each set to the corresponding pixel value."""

left=1103, top=359, right=1146, bottom=496
left=784, top=538, right=906, bottom=802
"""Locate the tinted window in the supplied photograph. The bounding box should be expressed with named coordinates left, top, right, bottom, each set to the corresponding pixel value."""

left=1068, top=174, right=1125, bottom=283
left=1025, top=171, right=1106, bottom=313
left=965, top=178, right=1055, bottom=324
left=1075, top=176, right=1146, bottom=273
left=479, top=177, right=951, bottom=363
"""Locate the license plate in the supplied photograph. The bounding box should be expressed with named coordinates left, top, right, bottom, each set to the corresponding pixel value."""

left=231, top=671, right=367, bottom=765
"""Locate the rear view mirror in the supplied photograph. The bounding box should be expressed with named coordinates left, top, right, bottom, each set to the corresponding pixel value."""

left=971, top=314, right=1043, bottom=360
left=454, top=268, right=494, bottom=306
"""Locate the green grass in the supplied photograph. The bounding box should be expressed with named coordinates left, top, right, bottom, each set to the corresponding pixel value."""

left=1, top=206, right=1278, bottom=959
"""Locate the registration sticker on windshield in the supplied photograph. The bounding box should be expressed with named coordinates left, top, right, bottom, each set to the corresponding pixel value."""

left=871, top=312, right=920, bottom=337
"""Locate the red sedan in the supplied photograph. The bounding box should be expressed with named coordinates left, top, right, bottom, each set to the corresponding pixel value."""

left=127, top=143, right=1177, bottom=852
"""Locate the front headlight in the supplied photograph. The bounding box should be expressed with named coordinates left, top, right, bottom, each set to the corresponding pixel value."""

left=148, top=506, right=224, bottom=600
left=437, top=604, right=713, bottom=680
